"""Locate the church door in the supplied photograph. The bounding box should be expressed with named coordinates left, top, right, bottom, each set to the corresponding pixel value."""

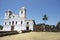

left=26, top=27, right=29, bottom=30
left=11, top=25, right=14, bottom=31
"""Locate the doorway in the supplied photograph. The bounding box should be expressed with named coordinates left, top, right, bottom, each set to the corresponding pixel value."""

left=26, top=27, right=29, bottom=30
left=11, top=25, right=14, bottom=31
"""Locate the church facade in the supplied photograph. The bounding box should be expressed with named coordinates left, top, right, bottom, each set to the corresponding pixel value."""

left=3, top=7, right=35, bottom=33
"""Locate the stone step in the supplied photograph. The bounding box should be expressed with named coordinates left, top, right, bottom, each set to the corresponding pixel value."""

left=0, top=31, right=19, bottom=37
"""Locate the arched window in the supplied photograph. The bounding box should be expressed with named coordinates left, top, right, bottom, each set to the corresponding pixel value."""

left=21, top=10, right=23, bottom=14
left=12, top=21, right=14, bottom=24
left=16, top=21, right=17, bottom=24
left=9, top=22, right=11, bottom=25
left=27, top=22, right=29, bottom=24
left=21, top=21, right=23, bottom=24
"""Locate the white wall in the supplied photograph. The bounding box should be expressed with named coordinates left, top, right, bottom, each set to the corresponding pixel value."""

left=3, top=8, right=34, bottom=32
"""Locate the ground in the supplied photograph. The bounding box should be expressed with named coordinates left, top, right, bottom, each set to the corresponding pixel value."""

left=0, top=32, right=60, bottom=40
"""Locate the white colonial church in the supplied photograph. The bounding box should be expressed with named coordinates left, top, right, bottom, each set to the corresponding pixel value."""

left=3, top=7, right=35, bottom=33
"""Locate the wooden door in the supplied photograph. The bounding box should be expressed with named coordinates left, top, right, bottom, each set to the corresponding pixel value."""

left=11, top=25, right=14, bottom=31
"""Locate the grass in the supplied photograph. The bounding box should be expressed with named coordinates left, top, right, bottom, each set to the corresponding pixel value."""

left=0, top=32, right=60, bottom=40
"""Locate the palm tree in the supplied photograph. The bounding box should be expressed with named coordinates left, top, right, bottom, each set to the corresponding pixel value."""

left=42, top=14, right=48, bottom=24
left=42, top=14, right=48, bottom=31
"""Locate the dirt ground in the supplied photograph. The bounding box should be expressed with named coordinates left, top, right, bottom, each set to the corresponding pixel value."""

left=0, top=32, right=60, bottom=40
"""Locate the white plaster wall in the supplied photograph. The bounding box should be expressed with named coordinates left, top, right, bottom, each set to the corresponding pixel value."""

left=25, top=20, right=34, bottom=31
left=3, top=25, right=11, bottom=31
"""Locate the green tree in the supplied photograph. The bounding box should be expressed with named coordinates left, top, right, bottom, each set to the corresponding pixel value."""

left=56, top=21, right=60, bottom=31
left=0, top=25, right=3, bottom=30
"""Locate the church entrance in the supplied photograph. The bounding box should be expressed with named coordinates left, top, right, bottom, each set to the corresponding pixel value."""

left=11, top=25, right=14, bottom=31
left=26, top=26, right=29, bottom=30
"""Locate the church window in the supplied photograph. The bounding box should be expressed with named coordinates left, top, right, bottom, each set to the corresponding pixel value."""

left=9, top=11, right=12, bottom=17
left=21, top=21, right=22, bottom=24
left=5, top=22, right=6, bottom=25
left=16, top=21, right=17, bottom=24
left=12, top=21, right=14, bottom=24
left=21, top=10, right=23, bottom=14
left=9, top=22, right=11, bottom=25
left=9, top=11, right=12, bottom=16
left=27, top=22, right=29, bottom=24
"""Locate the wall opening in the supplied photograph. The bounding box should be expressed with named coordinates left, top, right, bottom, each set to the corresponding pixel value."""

left=11, top=25, right=14, bottom=31
left=26, top=26, right=29, bottom=30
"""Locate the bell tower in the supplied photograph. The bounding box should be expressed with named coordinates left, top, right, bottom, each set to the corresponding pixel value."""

left=19, top=7, right=26, bottom=18
left=5, top=9, right=12, bottom=19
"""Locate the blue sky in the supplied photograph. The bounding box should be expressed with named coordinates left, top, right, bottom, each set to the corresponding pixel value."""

left=0, top=0, right=60, bottom=25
